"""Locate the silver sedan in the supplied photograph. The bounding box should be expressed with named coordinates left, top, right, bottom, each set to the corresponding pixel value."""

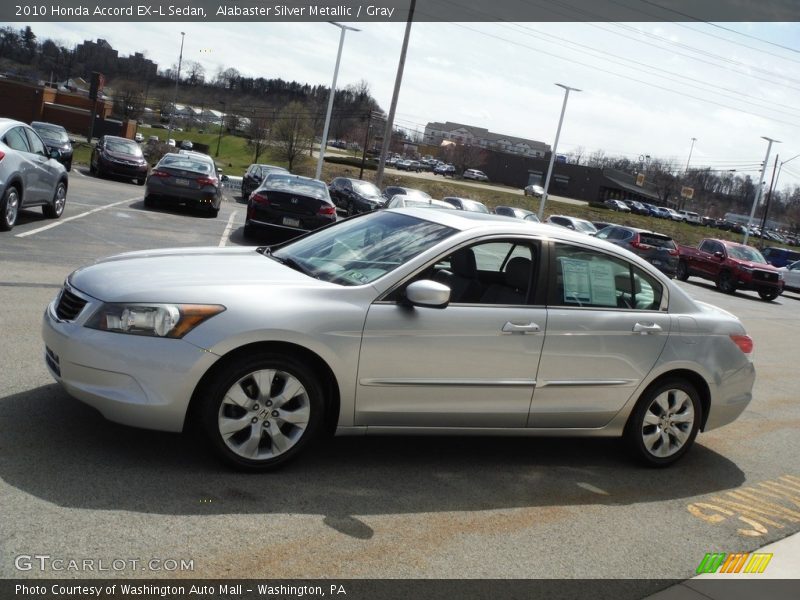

left=42, top=209, right=755, bottom=470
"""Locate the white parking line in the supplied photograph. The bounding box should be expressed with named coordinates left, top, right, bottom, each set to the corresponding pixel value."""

left=15, top=197, right=137, bottom=238
left=218, top=211, right=237, bottom=247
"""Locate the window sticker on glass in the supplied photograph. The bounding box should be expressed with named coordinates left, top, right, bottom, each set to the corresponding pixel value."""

left=560, top=257, right=617, bottom=306
left=560, top=258, right=591, bottom=303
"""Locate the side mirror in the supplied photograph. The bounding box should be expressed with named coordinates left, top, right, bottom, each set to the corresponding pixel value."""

left=405, top=280, right=450, bottom=309
left=221, top=174, right=229, bottom=182
left=49, top=149, right=61, bottom=160
left=714, top=251, right=724, bottom=259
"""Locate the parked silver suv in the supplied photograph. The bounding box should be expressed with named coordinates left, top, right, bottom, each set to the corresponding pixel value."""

left=0, top=118, right=68, bottom=231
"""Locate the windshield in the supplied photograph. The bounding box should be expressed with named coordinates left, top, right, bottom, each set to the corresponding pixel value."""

left=575, top=219, right=598, bottom=233
left=34, top=126, right=69, bottom=143
left=352, top=181, right=381, bottom=197
left=106, top=139, right=143, bottom=157
left=727, top=245, right=767, bottom=263
left=160, top=155, right=213, bottom=173
left=272, top=211, right=456, bottom=286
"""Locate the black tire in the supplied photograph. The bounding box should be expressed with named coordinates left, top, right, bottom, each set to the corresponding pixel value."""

left=716, top=270, right=737, bottom=294
left=43, top=181, right=67, bottom=219
left=143, top=195, right=156, bottom=208
left=196, top=352, right=325, bottom=471
left=0, top=185, right=20, bottom=231
left=89, top=154, right=98, bottom=176
left=758, top=289, right=780, bottom=301
left=624, top=378, right=702, bottom=467
left=243, top=223, right=254, bottom=239
left=136, top=177, right=145, bottom=186
left=676, top=261, right=689, bottom=282
left=64, top=160, right=72, bottom=172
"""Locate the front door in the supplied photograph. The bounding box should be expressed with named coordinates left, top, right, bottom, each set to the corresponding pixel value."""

left=356, top=239, right=545, bottom=428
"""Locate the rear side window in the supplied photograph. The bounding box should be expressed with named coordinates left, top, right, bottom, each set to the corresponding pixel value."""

left=24, top=128, right=46, bottom=156
left=551, top=243, right=664, bottom=310
left=4, top=127, right=31, bottom=152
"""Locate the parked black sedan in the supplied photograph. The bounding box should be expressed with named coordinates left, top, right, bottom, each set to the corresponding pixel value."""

left=31, top=121, right=74, bottom=171
left=241, top=163, right=289, bottom=200
left=244, top=173, right=336, bottom=239
left=90, top=135, right=148, bottom=185
left=329, top=177, right=383, bottom=215
left=144, top=152, right=222, bottom=216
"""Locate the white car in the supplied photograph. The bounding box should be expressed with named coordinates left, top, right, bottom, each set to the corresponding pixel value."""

left=462, top=169, right=489, bottom=181
left=43, top=209, right=756, bottom=470
left=134, top=132, right=144, bottom=143
left=385, top=196, right=454, bottom=209
left=678, top=210, right=702, bottom=225
left=524, top=184, right=544, bottom=197
left=167, top=138, right=176, bottom=147
left=545, top=214, right=598, bottom=235
left=778, top=260, right=800, bottom=293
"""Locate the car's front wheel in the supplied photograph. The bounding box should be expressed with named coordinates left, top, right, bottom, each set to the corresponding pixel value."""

left=43, top=181, right=66, bottom=219
left=624, top=378, right=701, bottom=467
left=197, top=353, right=325, bottom=471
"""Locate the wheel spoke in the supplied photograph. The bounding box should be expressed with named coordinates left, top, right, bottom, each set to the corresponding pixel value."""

left=219, top=414, right=251, bottom=437
left=278, top=404, right=310, bottom=427
left=657, top=430, right=671, bottom=456
left=642, top=429, right=662, bottom=451
left=671, top=426, right=690, bottom=445
left=238, top=424, right=263, bottom=458
left=643, top=410, right=661, bottom=426
left=224, top=384, right=251, bottom=409
left=653, top=394, right=670, bottom=416
left=254, top=369, right=276, bottom=402
left=269, top=428, right=292, bottom=454
left=671, top=410, right=694, bottom=424
left=273, top=376, right=304, bottom=407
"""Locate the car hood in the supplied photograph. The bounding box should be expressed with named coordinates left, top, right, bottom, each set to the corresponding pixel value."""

left=69, top=246, right=331, bottom=303
left=729, top=258, right=777, bottom=271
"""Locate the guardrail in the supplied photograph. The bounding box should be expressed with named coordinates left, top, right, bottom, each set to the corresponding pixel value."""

left=222, top=176, right=242, bottom=191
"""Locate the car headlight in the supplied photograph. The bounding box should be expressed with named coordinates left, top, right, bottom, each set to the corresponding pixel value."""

left=739, top=266, right=753, bottom=274
left=85, top=303, right=225, bottom=338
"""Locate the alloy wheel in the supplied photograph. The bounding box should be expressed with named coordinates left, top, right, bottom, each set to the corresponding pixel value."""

left=640, top=389, right=695, bottom=458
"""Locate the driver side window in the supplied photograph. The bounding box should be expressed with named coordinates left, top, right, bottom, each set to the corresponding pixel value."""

left=415, top=240, right=538, bottom=305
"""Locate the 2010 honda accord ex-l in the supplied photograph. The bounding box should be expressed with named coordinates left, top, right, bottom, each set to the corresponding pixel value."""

left=42, top=209, right=755, bottom=470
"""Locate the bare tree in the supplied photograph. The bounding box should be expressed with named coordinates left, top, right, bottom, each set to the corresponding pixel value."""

left=274, top=101, right=314, bottom=171
left=565, top=145, right=585, bottom=165
left=184, top=61, right=205, bottom=86
left=442, top=143, right=485, bottom=174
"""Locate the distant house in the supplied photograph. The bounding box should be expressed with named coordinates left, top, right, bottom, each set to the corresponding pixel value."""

left=423, top=121, right=550, bottom=158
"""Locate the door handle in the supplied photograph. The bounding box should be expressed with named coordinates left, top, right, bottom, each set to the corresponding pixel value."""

left=502, top=322, right=540, bottom=334
left=633, top=322, right=662, bottom=335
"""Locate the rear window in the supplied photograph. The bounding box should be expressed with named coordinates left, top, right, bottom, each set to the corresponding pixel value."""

left=639, top=233, right=676, bottom=249
left=264, top=174, right=329, bottom=200
left=106, top=138, right=143, bottom=157
left=160, top=156, right=213, bottom=173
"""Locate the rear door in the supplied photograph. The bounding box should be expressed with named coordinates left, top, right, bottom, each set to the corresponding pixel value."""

left=532, top=241, right=671, bottom=428
left=24, top=126, right=59, bottom=202
left=2, top=126, right=44, bottom=204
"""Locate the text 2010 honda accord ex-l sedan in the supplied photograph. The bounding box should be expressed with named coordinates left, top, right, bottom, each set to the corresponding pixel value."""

left=42, top=209, right=755, bottom=470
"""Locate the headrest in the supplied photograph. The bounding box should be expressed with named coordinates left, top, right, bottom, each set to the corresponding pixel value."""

left=505, top=257, right=531, bottom=291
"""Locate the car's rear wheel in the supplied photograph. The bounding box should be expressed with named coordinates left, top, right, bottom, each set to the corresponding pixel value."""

left=716, top=270, right=737, bottom=294
left=43, top=181, right=66, bottom=219
left=625, top=378, right=701, bottom=467
left=758, top=289, right=780, bottom=301
left=676, top=261, right=689, bottom=281
left=64, top=160, right=72, bottom=172
left=197, top=353, right=324, bottom=471
left=0, top=185, right=20, bottom=231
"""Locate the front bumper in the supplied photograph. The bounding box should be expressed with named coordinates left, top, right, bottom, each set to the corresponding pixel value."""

left=99, top=157, right=148, bottom=179
left=42, top=292, right=218, bottom=432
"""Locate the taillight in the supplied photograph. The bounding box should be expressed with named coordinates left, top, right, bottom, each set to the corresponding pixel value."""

left=630, top=235, right=653, bottom=251
left=197, top=176, right=218, bottom=187
left=730, top=334, right=754, bottom=357
left=150, top=169, right=170, bottom=178
left=0, top=150, right=5, bottom=161
left=668, top=248, right=679, bottom=256
left=251, top=192, right=269, bottom=206
left=318, top=204, right=336, bottom=216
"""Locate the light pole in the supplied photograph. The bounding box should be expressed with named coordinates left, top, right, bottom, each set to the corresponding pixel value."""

left=315, top=22, right=360, bottom=180
left=685, top=137, right=697, bottom=173
left=538, top=83, right=581, bottom=220
left=743, top=136, right=780, bottom=245
left=759, top=152, right=799, bottom=236
left=215, top=100, right=225, bottom=157
left=167, top=31, right=185, bottom=143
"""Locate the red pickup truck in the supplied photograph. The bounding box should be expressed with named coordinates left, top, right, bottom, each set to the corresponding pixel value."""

left=677, top=238, right=783, bottom=301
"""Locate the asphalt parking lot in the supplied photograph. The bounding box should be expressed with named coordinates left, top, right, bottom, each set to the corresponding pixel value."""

left=1, top=171, right=798, bottom=582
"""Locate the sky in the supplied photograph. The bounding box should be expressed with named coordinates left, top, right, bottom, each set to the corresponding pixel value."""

left=15, top=18, right=800, bottom=189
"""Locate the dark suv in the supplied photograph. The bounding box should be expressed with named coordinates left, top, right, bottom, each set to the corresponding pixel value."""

left=31, top=121, right=74, bottom=171
left=90, top=135, right=148, bottom=185
left=328, top=177, right=383, bottom=215
left=761, top=246, right=800, bottom=268
left=595, top=225, right=679, bottom=277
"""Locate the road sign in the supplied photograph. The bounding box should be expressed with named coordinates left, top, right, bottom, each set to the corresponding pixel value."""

left=681, top=186, right=694, bottom=199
